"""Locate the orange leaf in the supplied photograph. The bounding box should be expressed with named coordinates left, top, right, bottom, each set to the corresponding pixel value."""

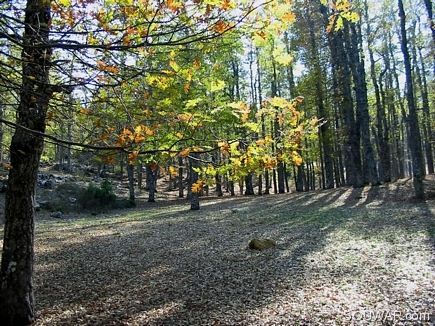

left=179, top=148, right=190, bottom=157
left=215, top=20, right=228, bottom=34
left=104, top=155, right=115, bottom=165
left=193, top=58, right=201, bottom=69
left=256, top=139, right=265, bottom=146
left=2, top=161, right=12, bottom=170
left=184, top=82, right=190, bottom=93
left=282, top=12, right=296, bottom=23
left=128, top=151, right=139, bottom=164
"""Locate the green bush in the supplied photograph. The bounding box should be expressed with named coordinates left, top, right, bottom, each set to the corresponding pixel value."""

left=78, top=179, right=117, bottom=210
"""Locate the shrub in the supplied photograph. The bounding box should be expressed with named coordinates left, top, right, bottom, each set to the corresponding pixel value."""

left=78, top=179, right=117, bottom=210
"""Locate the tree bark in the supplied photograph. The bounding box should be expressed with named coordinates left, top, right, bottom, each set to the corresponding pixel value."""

left=146, top=163, right=157, bottom=202
left=0, top=0, right=52, bottom=324
left=189, top=155, right=200, bottom=210
left=398, top=0, right=425, bottom=198
left=127, top=163, right=135, bottom=201
left=307, top=3, right=334, bottom=189
left=346, top=22, right=380, bottom=186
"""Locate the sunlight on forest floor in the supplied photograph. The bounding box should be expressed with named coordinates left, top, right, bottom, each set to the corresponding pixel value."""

left=0, top=178, right=435, bottom=325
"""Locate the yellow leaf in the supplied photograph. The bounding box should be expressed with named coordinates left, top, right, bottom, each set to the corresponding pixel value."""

left=176, top=132, right=183, bottom=139
left=210, top=80, right=226, bottom=92
left=191, top=181, right=203, bottom=193
left=292, top=152, right=303, bottom=166
left=169, top=166, right=178, bottom=178
left=269, top=97, right=289, bottom=108
left=169, top=59, right=179, bottom=71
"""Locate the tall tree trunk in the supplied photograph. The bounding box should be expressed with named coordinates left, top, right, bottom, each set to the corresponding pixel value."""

left=398, top=0, right=425, bottom=198
left=364, top=0, right=391, bottom=182
left=412, top=26, right=434, bottom=174
left=307, top=3, right=334, bottom=189
left=0, top=0, right=52, bottom=324
left=423, top=0, right=435, bottom=75
left=0, top=103, right=4, bottom=163
left=328, top=26, right=363, bottom=188
left=346, top=22, right=380, bottom=186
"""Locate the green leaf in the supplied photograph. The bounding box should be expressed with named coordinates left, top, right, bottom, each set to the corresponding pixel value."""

left=210, top=80, right=226, bottom=92
left=335, top=16, right=344, bottom=31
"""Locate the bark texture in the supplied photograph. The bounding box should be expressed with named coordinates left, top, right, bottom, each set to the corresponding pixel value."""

left=0, top=0, right=52, bottom=324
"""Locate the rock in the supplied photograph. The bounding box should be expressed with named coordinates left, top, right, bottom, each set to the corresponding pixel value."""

left=68, top=197, right=77, bottom=203
left=39, top=201, right=52, bottom=210
left=50, top=211, right=63, bottom=218
left=248, top=238, right=277, bottom=250
left=43, top=180, right=55, bottom=189
left=35, top=202, right=41, bottom=211
left=231, top=208, right=240, bottom=213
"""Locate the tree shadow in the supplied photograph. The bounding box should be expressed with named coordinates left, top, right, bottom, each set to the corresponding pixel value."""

left=31, top=182, right=435, bottom=325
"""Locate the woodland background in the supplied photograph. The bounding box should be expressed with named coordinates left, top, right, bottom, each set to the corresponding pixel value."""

left=0, top=0, right=435, bottom=325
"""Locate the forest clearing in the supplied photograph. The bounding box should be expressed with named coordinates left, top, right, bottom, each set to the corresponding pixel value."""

left=2, top=0, right=435, bottom=324
left=1, top=177, right=434, bottom=326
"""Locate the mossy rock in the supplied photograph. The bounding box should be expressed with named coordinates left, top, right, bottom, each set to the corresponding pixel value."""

left=248, top=238, right=276, bottom=250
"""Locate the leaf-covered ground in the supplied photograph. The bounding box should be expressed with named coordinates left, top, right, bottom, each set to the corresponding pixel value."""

left=1, top=178, right=435, bottom=325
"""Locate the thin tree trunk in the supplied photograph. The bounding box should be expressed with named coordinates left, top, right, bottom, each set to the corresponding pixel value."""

left=178, top=156, right=184, bottom=198
left=127, top=163, right=135, bottom=201
left=189, top=154, right=200, bottom=210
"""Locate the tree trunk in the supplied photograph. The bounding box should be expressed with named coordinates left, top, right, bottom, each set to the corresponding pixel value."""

left=307, top=3, right=334, bottom=189
left=0, top=0, right=52, bottom=324
left=178, top=156, right=184, bottom=198
left=189, top=155, right=199, bottom=210
left=244, top=173, right=255, bottom=195
left=412, top=28, right=434, bottom=174
left=146, top=163, right=156, bottom=202
left=364, top=0, right=391, bottom=183
left=398, top=0, right=425, bottom=198
left=127, top=163, right=135, bottom=201
left=423, top=0, right=435, bottom=75
left=346, top=23, right=380, bottom=186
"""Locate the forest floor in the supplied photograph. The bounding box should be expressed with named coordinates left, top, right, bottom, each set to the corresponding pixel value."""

left=1, top=177, right=435, bottom=325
